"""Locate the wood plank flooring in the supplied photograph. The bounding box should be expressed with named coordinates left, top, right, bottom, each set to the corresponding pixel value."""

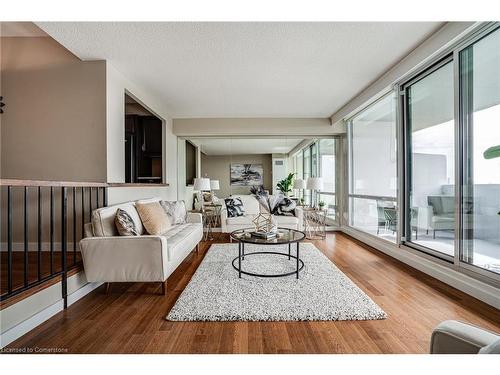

left=5, top=232, right=500, bottom=353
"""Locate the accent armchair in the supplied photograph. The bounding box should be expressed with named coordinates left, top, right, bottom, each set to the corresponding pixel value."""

left=430, top=320, right=500, bottom=354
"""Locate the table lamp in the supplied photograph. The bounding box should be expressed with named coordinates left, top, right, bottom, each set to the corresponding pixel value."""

left=306, top=177, right=323, bottom=208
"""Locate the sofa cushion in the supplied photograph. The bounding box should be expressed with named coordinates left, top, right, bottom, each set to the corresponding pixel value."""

left=235, top=195, right=260, bottom=215
left=274, top=197, right=297, bottom=215
left=162, top=223, right=202, bottom=260
left=428, top=196, right=455, bottom=215
left=225, top=197, right=245, bottom=217
left=92, top=202, right=144, bottom=237
left=136, top=201, right=171, bottom=235
left=115, top=209, right=140, bottom=236
left=161, top=200, right=187, bottom=225
left=226, top=214, right=255, bottom=225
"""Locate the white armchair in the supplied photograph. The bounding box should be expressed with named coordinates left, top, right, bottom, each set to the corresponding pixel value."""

left=430, top=320, right=500, bottom=354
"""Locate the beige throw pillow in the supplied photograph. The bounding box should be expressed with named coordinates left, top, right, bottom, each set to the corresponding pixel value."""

left=135, top=201, right=171, bottom=235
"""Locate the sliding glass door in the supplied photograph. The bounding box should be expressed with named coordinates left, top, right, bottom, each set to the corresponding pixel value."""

left=400, top=24, right=500, bottom=279
left=403, top=58, right=455, bottom=258
left=347, top=92, right=397, bottom=242
left=459, top=27, right=500, bottom=275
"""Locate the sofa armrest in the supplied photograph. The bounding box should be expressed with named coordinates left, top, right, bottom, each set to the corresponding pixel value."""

left=186, top=212, right=202, bottom=224
left=294, top=207, right=304, bottom=231
left=220, top=206, right=228, bottom=233
left=80, top=235, right=168, bottom=282
left=430, top=320, right=500, bottom=354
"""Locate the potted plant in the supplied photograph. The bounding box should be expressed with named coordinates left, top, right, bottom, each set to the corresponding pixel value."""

left=277, top=173, right=295, bottom=197
left=318, top=201, right=326, bottom=210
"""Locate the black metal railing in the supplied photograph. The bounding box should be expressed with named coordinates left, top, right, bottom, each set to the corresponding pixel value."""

left=1, top=179, right=108, bottom=307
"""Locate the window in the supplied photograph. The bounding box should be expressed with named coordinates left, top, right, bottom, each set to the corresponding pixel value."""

left=293, top=151, right=303, bottom=199
left=404, top=59, right=455, bottom=258
left=318, top=138, right=337, bottom=224
left=291, top=138, right=338, bottom=222
left=303, top=147, right=311, bottom=205
left=459, top=27, right=500, bottom=275
left=347, top=93, right=397, bottom=242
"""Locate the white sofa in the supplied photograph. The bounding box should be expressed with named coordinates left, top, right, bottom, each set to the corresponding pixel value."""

left=79, top=198, right=203, bottom=294
left=220, top=194, right=303, bottom=233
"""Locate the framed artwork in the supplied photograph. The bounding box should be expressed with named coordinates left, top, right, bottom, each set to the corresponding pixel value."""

left=230, top=163, right=263, bottom=186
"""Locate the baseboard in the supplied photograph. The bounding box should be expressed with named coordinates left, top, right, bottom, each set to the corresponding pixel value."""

left=341, top=226, right=500, bottom=309
left=0, top=279, right=102, bottom=348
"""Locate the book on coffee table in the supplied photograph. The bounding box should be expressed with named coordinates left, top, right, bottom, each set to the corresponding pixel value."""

left=250, top=231, right=277, bottom=240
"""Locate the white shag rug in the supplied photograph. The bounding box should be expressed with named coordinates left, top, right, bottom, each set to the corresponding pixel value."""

left=166, top=243, right=387, bottom=321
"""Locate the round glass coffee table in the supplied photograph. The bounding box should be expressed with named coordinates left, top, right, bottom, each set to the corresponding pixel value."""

left=230, top=227, right=306, bottom=279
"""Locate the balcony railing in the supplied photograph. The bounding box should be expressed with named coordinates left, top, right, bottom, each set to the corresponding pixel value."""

left=0, top=179, right=108, bottom=307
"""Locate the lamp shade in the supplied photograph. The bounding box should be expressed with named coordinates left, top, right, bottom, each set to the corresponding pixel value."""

left=306, top=177, right=323, bottom=190
left=193, top=177, right=211, bottom=191
left=210, top=179, right=220, bottom=191
left=293, top=179, right=306, bottom=189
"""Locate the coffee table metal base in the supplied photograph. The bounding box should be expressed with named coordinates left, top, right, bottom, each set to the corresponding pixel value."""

left=232, top=242, right=304, bottom=279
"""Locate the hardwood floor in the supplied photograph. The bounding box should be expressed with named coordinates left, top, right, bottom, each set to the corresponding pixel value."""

left=6, top=232, right=500, bottom=353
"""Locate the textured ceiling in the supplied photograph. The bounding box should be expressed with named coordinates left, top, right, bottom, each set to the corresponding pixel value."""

left=36, top=22, right=444, bottom=118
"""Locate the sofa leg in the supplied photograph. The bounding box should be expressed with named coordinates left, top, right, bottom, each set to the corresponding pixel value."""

left=161, top=280, right=167, bottom=296
left=105, top=282, right=111, bottom=294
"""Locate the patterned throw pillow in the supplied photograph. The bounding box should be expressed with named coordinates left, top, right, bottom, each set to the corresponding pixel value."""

left=115, top=208, right=140, bottom=236
left=275, top=197, right=297, bottom=216
left=160, top=200, right=187, bottom=225
left=135, top=201, right=171, bottom=235
left=224, top=197, right=245, bottom=217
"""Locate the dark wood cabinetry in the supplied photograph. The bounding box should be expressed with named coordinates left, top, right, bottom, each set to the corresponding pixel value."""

left=125, top=115, right=163, bottom=183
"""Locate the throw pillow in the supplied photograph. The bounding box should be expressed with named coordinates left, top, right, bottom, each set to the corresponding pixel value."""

left=161, top=200, right=187, bottom=225
left=275, top=197, right=297, bottom=216
left=135, top=201, right=171, bottom=235
left=114, top=208, right=140, bottom=236
left=225, top=197, right=245, bottom=217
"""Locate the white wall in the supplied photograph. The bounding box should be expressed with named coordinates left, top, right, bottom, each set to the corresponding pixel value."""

left=173, top=118, right=344, bottom=136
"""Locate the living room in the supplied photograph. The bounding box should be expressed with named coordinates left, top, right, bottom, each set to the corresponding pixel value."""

left=1, top=1, right=500, bottom=373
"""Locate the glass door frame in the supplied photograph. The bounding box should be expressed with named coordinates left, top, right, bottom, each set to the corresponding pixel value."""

left=398, top=22, right=500, bottom=284
left=400, top=54, right=456, bottom=262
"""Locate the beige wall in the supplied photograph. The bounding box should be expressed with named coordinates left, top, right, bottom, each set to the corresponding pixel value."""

left=201, top=153, right=272, bottom=198
left=0, top=36, right=107, bottom=246
left=0, top=36, right=107, bottom=182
